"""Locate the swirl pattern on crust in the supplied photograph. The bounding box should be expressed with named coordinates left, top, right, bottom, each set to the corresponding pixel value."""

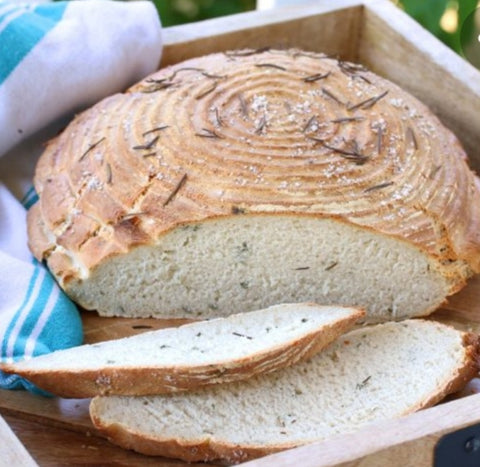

left=28, top=49, right=480, bottom=284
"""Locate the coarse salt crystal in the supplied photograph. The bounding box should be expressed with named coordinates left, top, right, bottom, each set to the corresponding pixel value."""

left=389, top=98, right=404, bottom=108
left=251, top=94, right=268, bottom=113
left=87, top=177, right=102, bottom=190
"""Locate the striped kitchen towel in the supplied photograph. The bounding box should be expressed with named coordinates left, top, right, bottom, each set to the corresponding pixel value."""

left=0, top=0, right=162, bottom=393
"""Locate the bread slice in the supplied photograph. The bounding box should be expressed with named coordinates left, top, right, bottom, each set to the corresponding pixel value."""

left=28, top=49, right=480, bottom=323
left=1, top=303, right=363, bottom=398
left=90, top=320, right=479, bottom=464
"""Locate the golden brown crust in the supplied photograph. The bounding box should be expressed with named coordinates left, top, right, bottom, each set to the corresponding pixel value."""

left=1, top=308, right=364, bottom=398
left=29, top=49, right=480, bottom=288
left=88, top=411, right=291, bottom=464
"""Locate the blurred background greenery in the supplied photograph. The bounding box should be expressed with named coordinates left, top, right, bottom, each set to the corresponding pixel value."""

left=154, top=0, right=478, bottom=57
left=393, top=0, right=478, bottom=54
left=154, top=0, right=256, bottom=25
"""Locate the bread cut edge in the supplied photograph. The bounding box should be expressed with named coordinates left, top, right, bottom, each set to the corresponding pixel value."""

left=401, top=331, right=480, bottom=414
left=87, top=417, right=293, bottom=465
left=89, top=325, right=480, bottom=464
left=1, top=304, right=364, bottom=398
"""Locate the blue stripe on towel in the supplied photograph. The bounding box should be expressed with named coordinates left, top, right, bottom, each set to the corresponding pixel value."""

left=0, top=259, right=82, bottom=394
left=0, top=266, right=40, bottom=359
left=33, top=286, right=83, bottom=357
left=0, top=1, right=67, bottom=84
left=21, top=185, right=38, bottom=210
left=14, top=268, right=54, bottom=357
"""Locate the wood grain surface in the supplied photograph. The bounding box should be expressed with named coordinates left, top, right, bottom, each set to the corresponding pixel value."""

left=2, top=0, right=480, bottom=465
left=4, top=414, right=212, bottom=467
left=359, top=0, right=480, bottom=171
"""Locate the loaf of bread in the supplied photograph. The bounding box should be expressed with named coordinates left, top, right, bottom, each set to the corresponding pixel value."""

left=89, top=319, right=479, bottom=464
left=0, top=303, right=363, bottom=397
left=28, top=48, right=480, bottom=321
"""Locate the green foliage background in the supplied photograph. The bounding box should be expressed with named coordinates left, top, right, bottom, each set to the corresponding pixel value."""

left=397, top=0, right=477, bottom=54
left=156, top=0, right=478, bottom=56
left=154, top=0, right=256, bottom=26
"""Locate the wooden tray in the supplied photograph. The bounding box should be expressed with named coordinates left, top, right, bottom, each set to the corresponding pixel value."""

left=2, top=0, right=480, bottom=465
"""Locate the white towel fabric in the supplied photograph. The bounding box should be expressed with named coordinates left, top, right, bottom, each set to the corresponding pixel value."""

left=0, top=0, right=162, bottom=393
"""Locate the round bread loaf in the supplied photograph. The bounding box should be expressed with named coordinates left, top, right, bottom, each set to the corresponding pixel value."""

left=28, top=48, right=480, bottom=321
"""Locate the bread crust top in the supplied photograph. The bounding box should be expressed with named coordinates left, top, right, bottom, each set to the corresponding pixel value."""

left=28, top=49, right=480, bottom=285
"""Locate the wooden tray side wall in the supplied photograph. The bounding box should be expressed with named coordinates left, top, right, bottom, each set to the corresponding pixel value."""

left=359, top=0, right=480, bottom=171
left=161, top=1, right=363, bottom=66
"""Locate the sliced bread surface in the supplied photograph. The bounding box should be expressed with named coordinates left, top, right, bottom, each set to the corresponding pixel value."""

left=1, top=303, right=363, bottom=397
left=90, top=320, right=480, bottom=464
left=66, top=216, right=469, bottom=323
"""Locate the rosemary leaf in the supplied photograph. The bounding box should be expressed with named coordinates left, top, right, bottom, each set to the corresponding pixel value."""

left=406, top=126, right=418, bottom=150
left=325, top=262, right=338, bottom=271
left=225, top=47, right=270, bottom=57
left=364, top=181, right=393, bottom=193
left=142, top=81, right=176, bottom=93
left=142, top=125, right=169, bottom=137
left=348, top=90, right=389, bottom=111
left=201, top=71, right=226, bottom=79
left=302, top=71, right=331, bottom=82
left=377, top=127, right=384, bottom=154
left=330, top=116, right=365, bottom=123
left=429, top=165, right=442, bottom=179
left=308, top=137, right=369, bottom=164
left=255, top=115, right=267, bottom=134
left=232, top=331, right=253, bottom=339
left=213, top=107, right=224, bottom=127
left=238, top=93, right=249, bottom=119
left=338, top=60, right=367, bottom=74
left=163, top=173, right=188, bottom=207
left=79, top=137, right=106, bottom=161
left=133, top=135, right=159, bottom=150
left=322, top=87, right=344, bottom=105
left=105, top=163, right=112, bottom=184
left=356, top=375, right=371, bottom=390
left=255, top=63, right=287, bottom=71
left=165, top=67, right=205, bottom=81
left=195, top=128, right=223, bottom=139
left=195, top=81, right=218, bottom=100
left=302, top=115, right=317, bottom=133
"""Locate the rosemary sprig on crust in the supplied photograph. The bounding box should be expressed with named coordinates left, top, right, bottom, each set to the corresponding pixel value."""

left=163, top=173, right=188, bottom=207
left=348, top=90, right=389, bottom=111
left=364, top=181, right=394, bottom=193
left=79, top=137, right=106, bottom=161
